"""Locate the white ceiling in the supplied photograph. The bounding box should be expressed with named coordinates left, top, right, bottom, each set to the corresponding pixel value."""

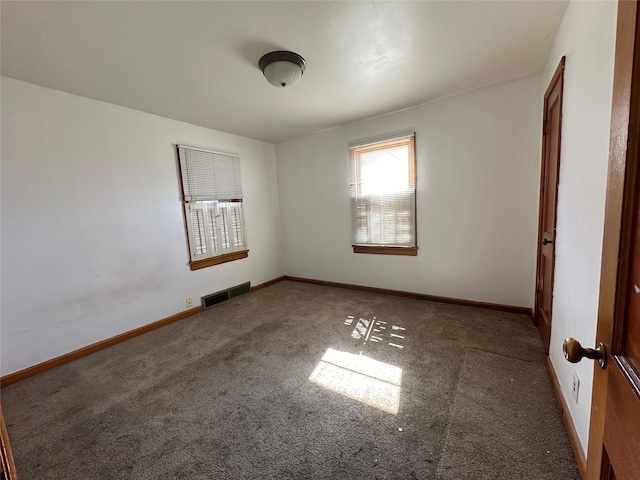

left=1, top=1, right=568, bottom=144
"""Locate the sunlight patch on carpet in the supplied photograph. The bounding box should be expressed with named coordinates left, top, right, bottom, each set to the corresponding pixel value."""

left=309, top=348, right=402, bottom=414
left=345, top=315, right=406, bottom=349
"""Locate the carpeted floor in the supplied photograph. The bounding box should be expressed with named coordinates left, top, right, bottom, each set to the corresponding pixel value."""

left=2, top=280, right=580, bottom=479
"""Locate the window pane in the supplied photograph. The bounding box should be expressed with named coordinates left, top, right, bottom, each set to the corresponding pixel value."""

left=230, top=204, right=245, bottom=248
left=220, top=206, right=230, bottom=250
left=350, top=135, right=416, bottom=249
left=360, top=146, right=410, bottom=195
left=191, top=205, right=207, bottom=256
left=205, top=202, right=220, bottom=254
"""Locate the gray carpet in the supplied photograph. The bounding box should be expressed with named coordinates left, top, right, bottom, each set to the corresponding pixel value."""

left=2, top=280, right=579, bottom=479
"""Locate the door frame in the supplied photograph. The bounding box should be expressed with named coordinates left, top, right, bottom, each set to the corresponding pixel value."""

left=586, top=1, right=640, bottom=478
left=534, top=57, right=565, bottom=353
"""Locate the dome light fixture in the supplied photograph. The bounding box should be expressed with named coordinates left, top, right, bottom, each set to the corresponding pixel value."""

left=259, top=51, right=306, bottom=88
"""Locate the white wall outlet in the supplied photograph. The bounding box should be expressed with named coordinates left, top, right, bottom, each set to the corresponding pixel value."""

left=186, top=298, right=193, bottom=308
left=572, top=372, right=580, bottom=403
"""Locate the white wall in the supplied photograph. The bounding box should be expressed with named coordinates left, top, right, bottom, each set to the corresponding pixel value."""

left=543, top=0, right=617, bottom=456
left=0, top=77, right=284, bottom=376
left=276, top=75, right=542, bottom=308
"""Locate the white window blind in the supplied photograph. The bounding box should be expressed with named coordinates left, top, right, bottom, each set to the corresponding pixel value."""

left=178, top=145, right=243, bottom=201
left=177, top=145, right=247, bottom=265
left=350, top=134, right=416, bottom=248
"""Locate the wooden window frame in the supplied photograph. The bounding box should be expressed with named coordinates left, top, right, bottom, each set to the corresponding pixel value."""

left=350, top=134, right=418, bottom=256
left=189, top=250, right=249, bottom=271
left=352, top=245, right=418, bottom=256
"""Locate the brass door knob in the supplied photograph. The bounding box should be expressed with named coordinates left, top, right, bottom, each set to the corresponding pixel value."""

left=562, top=337, right=607, bottom=368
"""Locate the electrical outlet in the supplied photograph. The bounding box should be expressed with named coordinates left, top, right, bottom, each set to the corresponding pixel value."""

left=572, top=372, right=580, bottom=403
left=186, top=298, right=193, bottom=308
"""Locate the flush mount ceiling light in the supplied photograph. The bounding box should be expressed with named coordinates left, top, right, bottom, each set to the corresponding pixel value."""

left=259, top=51, right=306, bottom=88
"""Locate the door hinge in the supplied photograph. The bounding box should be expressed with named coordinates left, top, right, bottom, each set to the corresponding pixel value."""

left=543, top=120, right=548, bottom=136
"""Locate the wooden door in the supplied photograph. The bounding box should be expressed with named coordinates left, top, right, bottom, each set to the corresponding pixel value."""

left=0, top=407, right=17, bottom=480
left=583, top=1, right=640, bottom=479
left=535, top=57, right=565, bottom=354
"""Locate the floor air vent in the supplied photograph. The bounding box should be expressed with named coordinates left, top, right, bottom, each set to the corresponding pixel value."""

left=202, top=282, right=251, bottom=310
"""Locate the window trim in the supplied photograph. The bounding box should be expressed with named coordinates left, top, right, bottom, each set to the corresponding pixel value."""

left=352, top=245, right=418, bottom=256
left=350, top=133, right=417, bottom=255
left=189, top=250, right=249, bottom=271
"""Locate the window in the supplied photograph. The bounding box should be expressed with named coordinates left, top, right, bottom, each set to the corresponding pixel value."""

left=177, top=145, right=248, bottom=270
left=350, top=133, right=417, bottom=256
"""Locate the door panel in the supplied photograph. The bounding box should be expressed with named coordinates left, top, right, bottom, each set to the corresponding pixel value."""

left=622, top=195, right=640, bottom=370
left=600, top=1, right=640, bottom=478
left=602, top=361, right=640, bottom=480
left=585, top=1, right=640, bottom=479
left=536, top=57, right=565, bottom=353
left=600, top=151, right=640, bottom=479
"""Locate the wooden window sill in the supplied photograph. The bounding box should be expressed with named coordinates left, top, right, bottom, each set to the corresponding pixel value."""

left=189, top=250, right=248, bottom=270
left=352, top=245, right=418, bottom=256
